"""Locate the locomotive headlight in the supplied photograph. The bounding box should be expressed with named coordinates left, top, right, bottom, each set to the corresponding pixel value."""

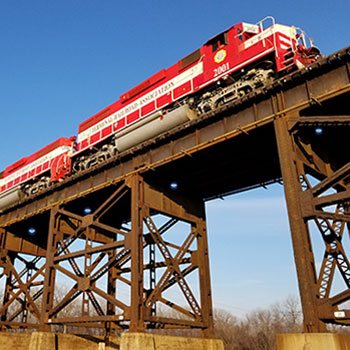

left=28, top=227, right=36, bottom=236
left=84, top=207, right=92, bottom=215
left=315, top=127, right=323, bottom=135
left=170, top=181, right=178, bottom=190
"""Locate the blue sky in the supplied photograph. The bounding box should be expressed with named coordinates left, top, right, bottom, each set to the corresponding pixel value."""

left=1, top=1, right=350, bottom=316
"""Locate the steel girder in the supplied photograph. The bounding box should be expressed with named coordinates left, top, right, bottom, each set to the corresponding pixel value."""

left=0, top=239, right=45, bottom=329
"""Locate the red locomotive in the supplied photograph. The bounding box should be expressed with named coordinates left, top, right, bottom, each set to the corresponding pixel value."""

left=0, top=17, right=320, bottom=210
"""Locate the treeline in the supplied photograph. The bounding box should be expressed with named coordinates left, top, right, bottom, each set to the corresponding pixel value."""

left=214, top=296, right=303, bottom=350
left=154, top=296, right=304, bottom=350
left=4, top=289, right=349, bottom=350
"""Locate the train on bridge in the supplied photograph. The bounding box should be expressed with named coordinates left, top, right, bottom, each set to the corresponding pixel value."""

left=0, top=16, right=320, bottom=210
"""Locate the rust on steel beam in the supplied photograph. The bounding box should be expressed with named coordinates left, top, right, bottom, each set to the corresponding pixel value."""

left=142, top=178, right=214, bottom=335
left=0, top=228, right=46, bottom=256
left=40, top=207, right=59, bottom=331
left=128, top=175, right=145, bottom=332
left=0, top=252, right=44, bottom=328
left=274, top=114, right=326, bottom=332
left=288, top=115, right=350, bottom=132
left=0, top=173, right=214, bottom=334
left=297, top=160, right=350, bottom=326
left=275, top=88, right=350, bottom=329
left=196, top=209, right=215, bottom=338
left=271, top=60, right=350, bottom=330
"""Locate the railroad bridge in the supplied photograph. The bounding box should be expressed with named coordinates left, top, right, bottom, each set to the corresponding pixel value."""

left=0, top=47, right=350, bottom=338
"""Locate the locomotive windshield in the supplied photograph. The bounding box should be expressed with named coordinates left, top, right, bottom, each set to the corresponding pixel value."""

left=206, top=32, right=228, bottom=52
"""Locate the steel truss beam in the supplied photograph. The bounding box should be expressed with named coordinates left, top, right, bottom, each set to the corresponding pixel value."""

left=0, top=175, right=214, bottom=336
left=275, top=108, right=350, bottom=331
left=0, top=236, right=45, bottom=329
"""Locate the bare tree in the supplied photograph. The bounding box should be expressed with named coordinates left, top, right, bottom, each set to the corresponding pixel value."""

left=213, top=309, right=237, bottom=350
left=213, top=296, right=303, bottom=350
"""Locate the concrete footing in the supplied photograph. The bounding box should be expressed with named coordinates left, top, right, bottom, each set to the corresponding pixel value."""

left=0, top=331, right=224, bottom=350
left=0, top=332, right=117, bottom=350
left=276, top=333, right=350, bottom=350
left=120, top=332, right=224, bottom=350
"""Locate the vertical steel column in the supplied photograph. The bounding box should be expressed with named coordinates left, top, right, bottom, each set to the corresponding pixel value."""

left=106, top=248, right=116, bottom=338
left=0, top=229, right=8, bottom=329
left=82, top=227, right=92, bottom=317
left=0, top=248, right=14, bottom=330
left=142, top=180, right=215, bottom=334
left=0, top=275, right=12, bottom=328
left=196, top=205, right=214, bottom=338
left=129, top=175, right=145, bottom=332
left=40, top=207, right=59, bottom=331
left=274, top=116, right=326, bottom=332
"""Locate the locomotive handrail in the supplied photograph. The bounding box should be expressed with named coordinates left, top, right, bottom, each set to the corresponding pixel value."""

left=293, top=27, right=315, bottom=49
left=257, top=16, right=276, bottom=53
left=255, top=15, right=275, bottom=31
left=237, top=16, right=277, bottom=53
left=236, top=15, right=275, bottom=40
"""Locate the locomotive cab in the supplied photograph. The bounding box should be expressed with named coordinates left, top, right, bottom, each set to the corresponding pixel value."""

left=201, top=20, right=270, bottom=85
left=202, top=28, right=232, bottom=82
left=195, top=17, right=321, bottom=113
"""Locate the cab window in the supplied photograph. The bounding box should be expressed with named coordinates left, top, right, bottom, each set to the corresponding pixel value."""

left=210, top=33, right=228, bottom=52
left=237, top=28, right=243, bottom=42
left=237, top=27, right=255, bottom=42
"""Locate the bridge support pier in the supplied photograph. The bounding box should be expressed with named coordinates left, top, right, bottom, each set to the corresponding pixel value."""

left=275, top=116, right=326, bottom=332
left=0, top=173, right=216, bottom=336
left=0, top=331, right=224, bottom=350
left=276, top=333, right=350, bottom=350
left=120, top=332, right=223, bottom=350
left=275, top=110, right=350, bottom=331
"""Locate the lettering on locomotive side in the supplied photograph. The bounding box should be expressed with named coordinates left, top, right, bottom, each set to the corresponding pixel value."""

left=82, top=63, right=205, bottom=140
left=139, top=81, right=175, bottom=105
left=88, top=81, right=176, bottom=135
left=214, top=63, right=230, bottom=78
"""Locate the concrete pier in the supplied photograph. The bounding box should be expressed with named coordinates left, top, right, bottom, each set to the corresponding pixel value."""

left=0, top=332, right=224, bottom=350
left=0, top=332, right=116, bottom=350
left=120, top=332, right=224, bottom=350
left=276, top=333, right=350, bottom=350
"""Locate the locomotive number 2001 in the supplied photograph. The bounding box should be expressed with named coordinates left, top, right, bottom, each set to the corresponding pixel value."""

left=214, top=63, right=230, bottom=77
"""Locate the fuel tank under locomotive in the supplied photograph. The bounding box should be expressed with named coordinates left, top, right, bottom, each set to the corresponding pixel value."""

left=115, top=105, right=197, bottom=152
left=0, top=186, right=24, bottom=211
